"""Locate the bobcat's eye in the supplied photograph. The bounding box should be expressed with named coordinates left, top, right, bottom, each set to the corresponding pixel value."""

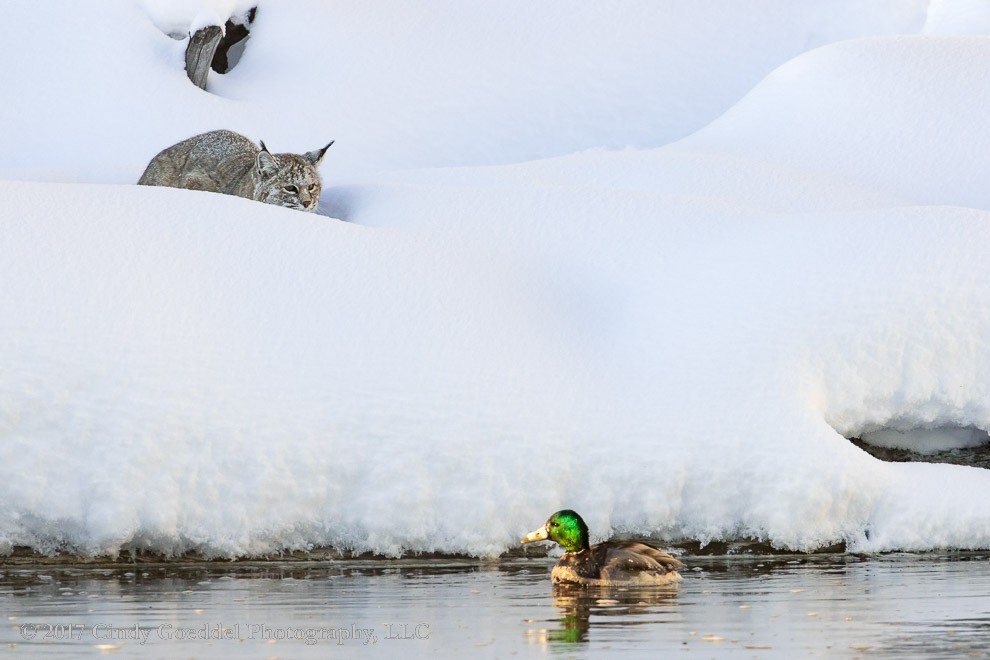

left=283, top=185, right=298, bottom=194
left=308, top=184, right=317, bottom=192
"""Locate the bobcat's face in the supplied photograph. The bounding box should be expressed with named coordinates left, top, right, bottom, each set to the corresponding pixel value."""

left=253, top=141, right=333, bottom=213
left=254, top=154, right=322, bottom=212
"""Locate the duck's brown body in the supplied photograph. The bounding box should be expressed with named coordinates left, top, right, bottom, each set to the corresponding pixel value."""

left=550, top=540, right=684, bottom=586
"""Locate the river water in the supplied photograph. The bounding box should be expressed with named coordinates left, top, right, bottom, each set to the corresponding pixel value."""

left=2, top=554, right=988, bottom=658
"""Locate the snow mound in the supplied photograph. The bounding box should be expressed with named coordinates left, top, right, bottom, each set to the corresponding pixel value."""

left=924, top=0, right=990, bottom=34
left=682, top=36, right=990, bottom=210
left=138, top=0, right=257, bottom=36
left=4, top=180, right=990, bottom=557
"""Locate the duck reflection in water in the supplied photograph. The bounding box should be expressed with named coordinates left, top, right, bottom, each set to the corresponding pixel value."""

left=540, top=583, right=681, bottom=644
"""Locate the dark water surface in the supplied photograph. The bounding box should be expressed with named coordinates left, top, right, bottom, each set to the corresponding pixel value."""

left=2, top=554, right=988, bottom=658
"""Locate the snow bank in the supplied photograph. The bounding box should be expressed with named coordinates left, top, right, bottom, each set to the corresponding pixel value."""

left=681, top=35, right=990, bottom=211
left=4, top=185, right=990, bottom=557
left=138, top=0, right=258, bottom=36
left=2, top=2, right=990, bottom=558
left=925, top=0, right=990, bottom=34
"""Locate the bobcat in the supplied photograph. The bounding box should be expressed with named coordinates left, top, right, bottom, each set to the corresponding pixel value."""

left=138, top=129, right=333, bottom=212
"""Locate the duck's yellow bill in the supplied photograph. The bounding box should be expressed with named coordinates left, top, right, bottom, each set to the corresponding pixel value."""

left=521, top=526, right=549, bottom=544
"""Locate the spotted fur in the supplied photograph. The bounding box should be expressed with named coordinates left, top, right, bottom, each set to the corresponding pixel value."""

left=138, top=129, right=332, bottom=212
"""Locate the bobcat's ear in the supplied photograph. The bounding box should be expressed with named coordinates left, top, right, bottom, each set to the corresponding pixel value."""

left=305, top=140, right=334, bottom=167
left=256, top=140, right=277, bottom=177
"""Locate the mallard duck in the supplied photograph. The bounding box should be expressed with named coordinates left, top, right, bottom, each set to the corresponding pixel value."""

left=521, top=509, right=684, bottom=586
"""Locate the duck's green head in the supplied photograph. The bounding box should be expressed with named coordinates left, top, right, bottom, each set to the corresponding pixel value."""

left=521, top=509, right=590, bottom=553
